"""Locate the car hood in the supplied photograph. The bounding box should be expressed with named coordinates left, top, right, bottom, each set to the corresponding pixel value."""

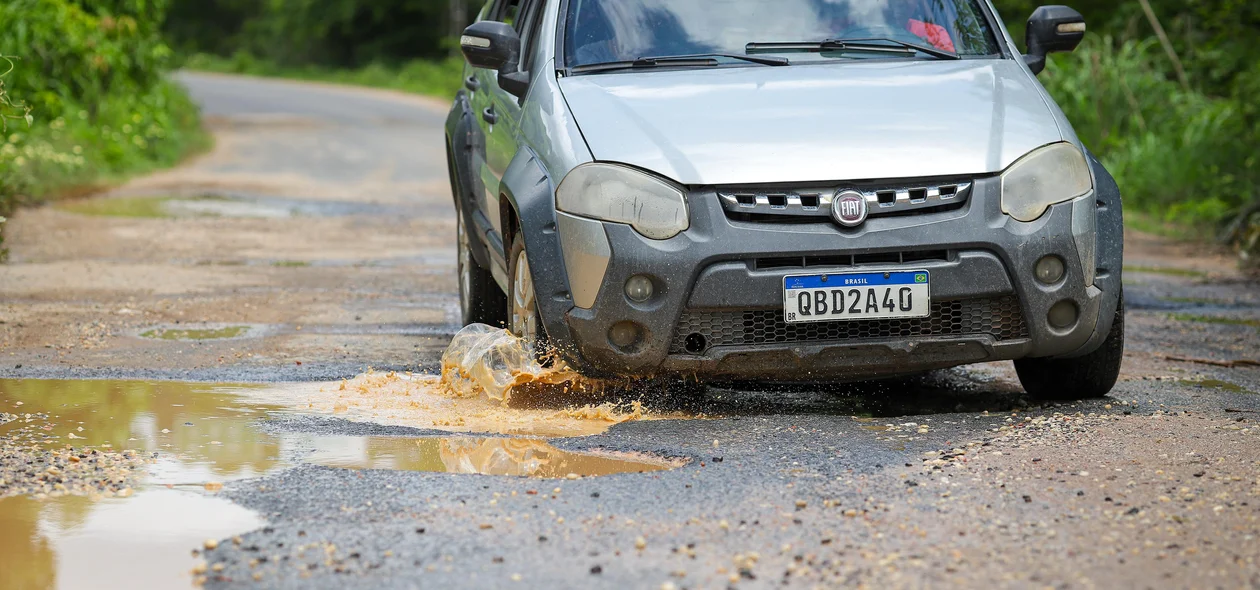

left=558, top=59, right=1065, bottom=185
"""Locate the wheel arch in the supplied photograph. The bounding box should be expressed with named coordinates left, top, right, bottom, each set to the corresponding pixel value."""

left=498, top=147, right=581, bottom=364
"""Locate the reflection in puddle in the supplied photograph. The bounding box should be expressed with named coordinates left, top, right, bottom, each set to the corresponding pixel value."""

left=0, top=379, right=683, bottom=588
left=0, top=491, right=263, bottom=590
left=0, top=380, right=280, bottom=589
left=302, top=436, right=676, bottom=477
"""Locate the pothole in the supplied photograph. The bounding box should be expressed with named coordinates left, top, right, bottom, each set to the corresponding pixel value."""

left=55, top=193, right=407, bottom=219
left=139, top=325, right=253, bottom=341
left=1177, top=378, right=1250, bottom=394
left=1, top=375, right=686, bottom=590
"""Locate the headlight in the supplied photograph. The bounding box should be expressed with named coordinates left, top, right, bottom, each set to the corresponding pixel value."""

left=556, top=163, right=689, bottom=240
left=1000, top=142, right=1093, bottom=222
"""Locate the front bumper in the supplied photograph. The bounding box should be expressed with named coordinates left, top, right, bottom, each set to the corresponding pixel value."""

left=545, top=175, right=1117, bottom=379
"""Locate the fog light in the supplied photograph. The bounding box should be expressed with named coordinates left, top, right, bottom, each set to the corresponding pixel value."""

left=608, top=322, right=642, bottom=349
left=1047, top=300, right=1079, bottom=329
left=625, top=275, right=654, bottom=303
left=1035, top=256, right=1066, bottom=285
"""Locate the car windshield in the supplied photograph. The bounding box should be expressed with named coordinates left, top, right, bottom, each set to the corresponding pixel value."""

left=563, top=0, right=1002, bottom=68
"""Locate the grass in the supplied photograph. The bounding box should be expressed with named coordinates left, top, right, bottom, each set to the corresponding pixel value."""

left=271, top=260, right=310, bottom=268
left=1168, top=313, right=1260, bottom=328
left=181, top=52, right=466, bottom=99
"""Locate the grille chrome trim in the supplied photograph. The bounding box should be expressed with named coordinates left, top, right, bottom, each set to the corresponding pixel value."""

left=718, top=181, right=971, bottom=220
left=670, top=295, right=1028, bottom=354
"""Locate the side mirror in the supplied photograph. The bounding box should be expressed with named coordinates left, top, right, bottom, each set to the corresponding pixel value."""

left=1023, top=5, right=1086, bottom=75
left=460, top=21, right=530, bottom=97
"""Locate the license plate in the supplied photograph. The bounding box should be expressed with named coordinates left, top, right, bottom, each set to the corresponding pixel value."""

left=783, top=271, right=930, bottom=323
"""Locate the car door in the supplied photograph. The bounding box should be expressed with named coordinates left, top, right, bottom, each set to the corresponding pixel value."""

left=468, top=0, right=519, bottom=270
left=480, top=0, right=544, bottom=252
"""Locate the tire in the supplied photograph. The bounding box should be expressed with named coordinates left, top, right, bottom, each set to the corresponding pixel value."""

left=1015, top=291, right=1125, bottom=401
left=507, top=229, right=552, bottom=356
left=457, top=213, right=507, bottom=327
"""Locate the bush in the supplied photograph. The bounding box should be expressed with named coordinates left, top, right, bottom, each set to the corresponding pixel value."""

left=183, top=52, right=466, bottom=98
left=1039, top=37, right=1258, bottom=226
left=0, top=0, right=206, bottom=250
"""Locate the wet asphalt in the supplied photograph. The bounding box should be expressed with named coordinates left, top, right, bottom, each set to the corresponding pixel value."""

left=2, top=73, right=1259, bottom=588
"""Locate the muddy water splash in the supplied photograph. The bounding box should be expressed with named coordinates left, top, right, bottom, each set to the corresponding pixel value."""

left=287, top=324, right=668, bottom=437
left=439, top=324, right=604, bottom=405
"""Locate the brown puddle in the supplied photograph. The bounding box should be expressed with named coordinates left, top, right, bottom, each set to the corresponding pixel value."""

left=0, top=374, right=684, bottom=589
left=251, top=324, right=693, bottom=438
left=0, top=326, right=692, bottom=588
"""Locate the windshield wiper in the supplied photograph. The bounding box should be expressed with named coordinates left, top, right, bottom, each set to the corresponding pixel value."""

left=746, top=38, right=960, bottom=61
left=572, top=53, right=789, bottom=74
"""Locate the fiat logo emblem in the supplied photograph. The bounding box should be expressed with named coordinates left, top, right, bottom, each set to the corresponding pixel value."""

left=831, top=190, right=868, bottom=227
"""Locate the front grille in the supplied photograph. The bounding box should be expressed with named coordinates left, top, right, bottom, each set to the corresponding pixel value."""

left=717, top=180, right=972, bottom=223
left=670, top=295, right=1028, bottom=354
left=754, top=249, right=951, bottom=271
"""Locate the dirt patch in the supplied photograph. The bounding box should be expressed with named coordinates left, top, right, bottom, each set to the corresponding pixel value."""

left=1124, top=230, right=1242, bottom=278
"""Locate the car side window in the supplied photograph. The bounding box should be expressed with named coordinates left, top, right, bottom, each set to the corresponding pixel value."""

left=496, top=0, right=521, bottom=26
left=516, top=0, right=545, bottom=74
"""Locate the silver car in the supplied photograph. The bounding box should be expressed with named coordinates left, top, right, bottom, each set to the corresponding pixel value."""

left=445, top=0, right=1124, bottom=400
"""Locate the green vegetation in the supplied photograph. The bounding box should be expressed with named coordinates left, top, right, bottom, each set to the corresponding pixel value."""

left=1168, top=313, right=1260, bottom=328
left=0, top=0, right=208, bottom=252
left=182, top=53, right=465, bottom=99
left=993, top=0, right=1259, bottom=264
left=164, top=0, right=465, bottom=98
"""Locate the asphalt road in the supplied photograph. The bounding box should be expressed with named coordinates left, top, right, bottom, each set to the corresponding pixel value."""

left=1, top=73, right=1259, bottom=589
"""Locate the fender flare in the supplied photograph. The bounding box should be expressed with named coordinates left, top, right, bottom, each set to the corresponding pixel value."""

left=498, top=148, right=583, bottom=364
left=1062, top=149, right=1125, bottom=358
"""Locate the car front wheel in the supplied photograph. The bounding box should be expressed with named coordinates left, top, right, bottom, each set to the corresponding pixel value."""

left=507, top=229, right=551, bottom=356
left=1015, top=291, right=1125, bottom=400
